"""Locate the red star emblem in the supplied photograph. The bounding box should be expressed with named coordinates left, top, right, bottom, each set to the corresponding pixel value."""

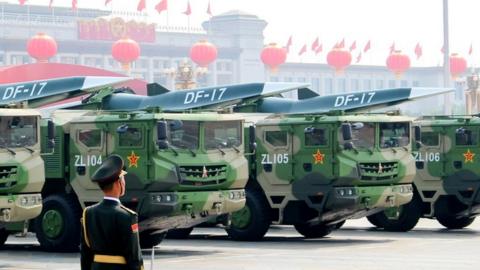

left=127, top=151, right=140, bottom=168
left=464, top=149, right=475, bottom=163
left=313, top=149, right=325, bottom=165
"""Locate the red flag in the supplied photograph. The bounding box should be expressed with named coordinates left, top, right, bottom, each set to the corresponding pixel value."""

left=414, top=42, right=422, bottom=59
left=441, top=45, right=445, bottom=54
left=338, top=38, right=345, bottom=48
left=19, top=0, right=27, bottom=5
left=311, top=37, right=319, bottom=51
left=349, top=41, right=357, bottom=52
left=286, top=36, right=293, bottom=48
left=363, top=40, right=371, bottom=53
left=389, top=42, right=395, bottom=54
left=49, top=0, right=54, bottom=8
left=155, top=0, right=167, bottom=14
left=298, top=44, right=307, bottom=56
left=315, top=44, right=323, bottom=55
left=356, top=53, right=362, bottom=63
left=183, top=1, right=192, bottom=16
left=137, top=0, right=146, bottom=12
left=105, top=0, right=112, bottom=6
left=469, top=43, right=473, bottom=55
left=71, top=0, right=77, bottom=10
left=207, top=1, right=212, bottom=16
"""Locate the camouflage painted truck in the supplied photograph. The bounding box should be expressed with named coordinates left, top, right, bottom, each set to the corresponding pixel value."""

left=368, top=115, right=480, bottom=231
left=0, top=109, right=55, bottom=247
left=218, top=112, right=416, bottom=240
left=36, top=109, right=249, bottom=251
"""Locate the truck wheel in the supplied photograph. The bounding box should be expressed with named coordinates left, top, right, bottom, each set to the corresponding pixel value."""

left=294, top=222, right=334, bottom=238
left=226, top=190, right=271, bottom=241
left=435, top=197, right=475, bottom=229
left=166, top=227, right=194, bottom=239
left=0, top=228, right=8, bottom=248
left=34, top=195, right=81, bottom=252
left=334, top=220, right=346, bottom=229
left=366, top=194, right=422, bottom=232
left=367, top=214, right=384, bottom=228
left=140, top=231, right=165, bottom=249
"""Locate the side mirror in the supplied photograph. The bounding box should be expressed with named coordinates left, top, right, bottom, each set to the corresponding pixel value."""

left=414, top=126, right=421, bottom=142
left=47, top=120, right=55, bottom=149
left=341, top=123, right=352, bottom=141
left=351, top=122, right=364, bottom=130
left=157, top=121, right=169, bottom=149
left=249, top=125, right=257, bottom=153
left=304, top=126, right=315, bottom=134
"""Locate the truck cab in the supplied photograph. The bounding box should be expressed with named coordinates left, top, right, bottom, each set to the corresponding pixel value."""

left=227, top=113, right=415, bottom=240
left=0, top=109, right=45, bottom=246
left=38, top=110, right=247, bottom=250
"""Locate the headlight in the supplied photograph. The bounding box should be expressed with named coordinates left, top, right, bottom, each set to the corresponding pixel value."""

left=165, top=195, right=172, bottom=202
left=346, top=189, right=354, bottom=196
left=229, top=192, right=235, bottom=200
left=21, top=197, right=28, bottom=206
left=338, top=189, right=345, bottom=196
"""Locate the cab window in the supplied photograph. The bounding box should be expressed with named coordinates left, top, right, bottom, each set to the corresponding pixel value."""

left=265, top=130, right=288, bottom=147
left=455, top=128, right=477, bottom=146
left=78, top=129, right=102, bottom=148
left=119, top=127, right=143, bottom=147
left=305, top=128, right=327, bottom=146
left=421, top=132, right=439, bottom=146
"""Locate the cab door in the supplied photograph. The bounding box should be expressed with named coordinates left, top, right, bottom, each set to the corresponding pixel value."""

left=106, top=121, right=150, bottom=190
left=69, top=122, right=107, bottom=202
left=415, top=126, right=445, bottom=180
left=292, top=123, right=334, bottom=185
left=443, top=125, right=479, bottom=180
left=256, top=124, right=293, bottom=186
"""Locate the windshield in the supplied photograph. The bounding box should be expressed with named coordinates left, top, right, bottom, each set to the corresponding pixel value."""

left=167, top=120, right=199, bottom=149
left=205, top=121, right=242, bottom=150
left=380, top=122, right=410, bottom=148
left=0, top=116, right=38, bottom=148
left=339, top=122, right=375, bottom=150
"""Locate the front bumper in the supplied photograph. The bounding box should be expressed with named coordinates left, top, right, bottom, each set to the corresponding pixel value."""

left=321, top=184, right=413, bottom=222
left=138, top=189, right=245, bottom=232
left=0, top=194, right=42, bottom=222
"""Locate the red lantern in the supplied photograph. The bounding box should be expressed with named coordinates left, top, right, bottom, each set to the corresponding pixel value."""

left=112, top=38, right=140, bottom=72
left=386, top=50, right=411, bottom=78
left=450, top=53, right=467, bottom=79
left=27, top=33, right=57, bottom=63
left=261, top=43, right=287, bottom=72
left=327, top=48, right=352, bottom=73
left=190, top=40, right=218, bottom=68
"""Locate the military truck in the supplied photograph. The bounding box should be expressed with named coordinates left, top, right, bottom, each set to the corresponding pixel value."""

left=216, top=112, right=416, bottom=240
left=367, top=115, right=480, bottom=231
left=35, top=109, right=249, bottom=251
left=0, top=109, right=55, bottom=247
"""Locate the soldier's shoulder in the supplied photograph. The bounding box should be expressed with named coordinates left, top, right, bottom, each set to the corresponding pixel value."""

left=119, top=204, right=138, bottom=216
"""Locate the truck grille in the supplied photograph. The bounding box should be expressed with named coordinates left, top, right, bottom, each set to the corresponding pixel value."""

left=359, top=162, right=398, bottom=181
left=179, top=165, right=227, bottom=186
left=0, top=166, right=18, bottom=189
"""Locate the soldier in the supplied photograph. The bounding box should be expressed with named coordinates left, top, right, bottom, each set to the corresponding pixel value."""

left=80, top=154, right=144, bottom=270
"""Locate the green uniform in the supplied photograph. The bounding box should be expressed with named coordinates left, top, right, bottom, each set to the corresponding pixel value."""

left=80, top=198, right=144, bottom=270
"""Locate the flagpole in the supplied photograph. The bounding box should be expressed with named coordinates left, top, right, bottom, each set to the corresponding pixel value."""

left=442, top=0, right=451, bottom=114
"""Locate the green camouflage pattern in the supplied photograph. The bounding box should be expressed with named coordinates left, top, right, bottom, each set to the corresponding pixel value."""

left=0, top=109, right=43, bottom=224
left=248, top=112, right=415, bottom=226
left=412, top=116, right=480, bottom=219
left=41, top=109, right=247, bottom=234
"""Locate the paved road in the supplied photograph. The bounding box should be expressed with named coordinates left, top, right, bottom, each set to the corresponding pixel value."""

left=1, top=218, right=479, bottom=270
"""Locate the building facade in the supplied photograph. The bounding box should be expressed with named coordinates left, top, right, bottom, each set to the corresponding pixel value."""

left=0, top=2, right=467, bottom=115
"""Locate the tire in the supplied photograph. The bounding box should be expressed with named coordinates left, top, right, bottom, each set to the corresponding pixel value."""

left=435, top=197, right=476, bottom=229
left=0, top=228, right=8, bottom=248
left=166, top=227, right=194, bottom=239
left=294, top=222, right=334, bottom=238
left=226, top=190, right=271, bottom=241
left=367, top=194, right=422, bottom=232
left=334, top=220, right=346, bottom=230
left=140, top=231, right=166, bottom=249
left=367, top=213, right=385, bottom=228
left=34, top=194, right=81, bottom=252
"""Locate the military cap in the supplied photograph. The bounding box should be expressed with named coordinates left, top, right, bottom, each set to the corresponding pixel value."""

left=91, top=154, right=127, bottom=185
